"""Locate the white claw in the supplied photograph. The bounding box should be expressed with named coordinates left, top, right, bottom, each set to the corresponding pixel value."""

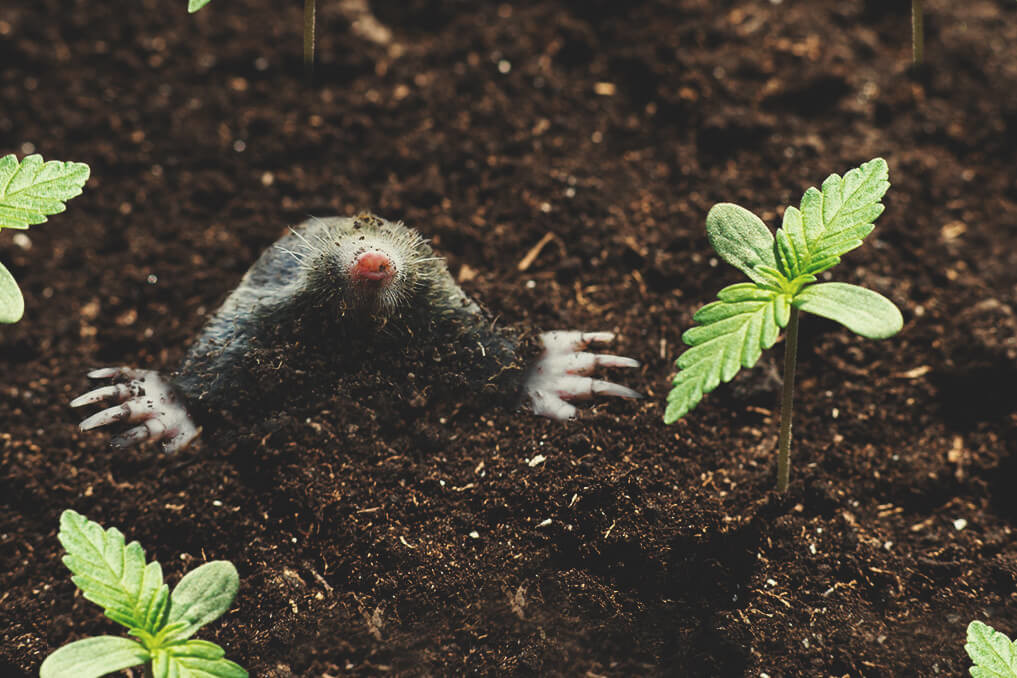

left=544, top=352, right=640, bottom=376
left=111, top=419, right=166, bottom=449
left=539, top=331, right=615, bottom=354
left=87, top=367, right=135, bottom=379
left=79, top=400, right=154, bottom=431
left=70, top=383, right=137, bottom=408
left=73, top=368, right=199, bottom=453
left=525, top=331, right=642, bottom=421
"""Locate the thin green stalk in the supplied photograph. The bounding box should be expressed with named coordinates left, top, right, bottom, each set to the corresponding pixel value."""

left=776, top=306, right=800, bottom=493
left=304, top=0, right=317, bottom=83
left=912, top=0, right=924, bottom=65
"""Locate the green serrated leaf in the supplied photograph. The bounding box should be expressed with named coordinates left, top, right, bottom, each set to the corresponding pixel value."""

left=188, top=0, right=213, bottom=12
left=0, top=260, right=24, bottom=323
left=966, top=620, right=1017, bottom=678
left=0, top=154, right=89, bottom=231
left=164, top=561, right=240, bottom=641
left=57, top=510, right=167, bottom=632
left=774, top=158, right=889, bottom=276
left=40, top=636, right=149, bottom=678
left=665, top=285, right=788, bottom=423
left=152, top=641, right=249, bottom=678
left=705, top=203, right=778, bottom=287
left=793, top=282, right=903, bottom=340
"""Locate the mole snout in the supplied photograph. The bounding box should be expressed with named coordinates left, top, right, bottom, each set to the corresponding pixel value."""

left=352, top=250, right=395, bottom=285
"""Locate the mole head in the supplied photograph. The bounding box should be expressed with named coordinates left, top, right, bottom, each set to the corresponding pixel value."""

left=297, top=214, right=440, bottom=322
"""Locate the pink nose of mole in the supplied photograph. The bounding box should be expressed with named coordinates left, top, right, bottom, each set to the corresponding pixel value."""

left=351, top=251, right=395, bottom=284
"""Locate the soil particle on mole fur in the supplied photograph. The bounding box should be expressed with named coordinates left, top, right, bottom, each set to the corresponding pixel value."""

left=2, top=0, right=1017, bottom=676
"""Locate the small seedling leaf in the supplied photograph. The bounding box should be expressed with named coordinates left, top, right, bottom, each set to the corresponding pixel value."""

left=152, top=641, right=249, bottom=678
left=776, top=158, right=889, bottom=276
left=39, top=636, right=149, bottom=678
left=793, top=282, right=903, bottom=339
left=0, top=154, right=89, bottom=231
left=188, top=0, right=213, bottom=12
left=57, top=509, right=169, bottom=632
left=665, top=285, right=788, bottom=423
left=705, top=203, right=778, bottom=287
left=966, top=620, right=1017, bottom=678
left=165, top=561, right=240, bottom=641
left=0, top=261, right=24, bottom=323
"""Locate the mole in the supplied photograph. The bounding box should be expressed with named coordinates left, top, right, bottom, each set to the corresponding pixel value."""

left=72, top=213, right=641, bottom=452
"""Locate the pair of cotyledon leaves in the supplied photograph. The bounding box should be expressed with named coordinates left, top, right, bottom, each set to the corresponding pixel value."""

left=665, top=158, right=904, bottom=424
left=0, top=153, right=90, bottom=323
left=40, top=510, right=246, bottom=678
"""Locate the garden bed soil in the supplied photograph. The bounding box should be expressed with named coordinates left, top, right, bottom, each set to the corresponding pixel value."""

left=3, top=0, right=1017, bottom=675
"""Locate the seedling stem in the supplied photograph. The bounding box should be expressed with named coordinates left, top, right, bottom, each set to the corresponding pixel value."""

left=304, top=0, right=317, bottom=83
left=912, top=0, right=924, bottom=65
left=776, top=307, right=800, bottom=493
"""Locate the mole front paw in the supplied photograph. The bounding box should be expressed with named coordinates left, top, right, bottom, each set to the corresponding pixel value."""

left=525, top=331, right=642, bottom=420
left=71, top=368, right=199, bottom=453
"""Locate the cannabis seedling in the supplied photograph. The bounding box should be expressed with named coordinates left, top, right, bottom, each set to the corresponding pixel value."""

left=966, top=620, right=1017, bottom=677
left=664, top=158, right=903, bottom=492
left=189, top=0, right=318, bottom=82
left=40, top=510, right=247, bottom=678
left=0, top=153, right=89, bottom=323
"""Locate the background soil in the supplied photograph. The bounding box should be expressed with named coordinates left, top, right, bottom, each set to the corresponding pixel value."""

left=3, top=0, right=1017, bottom=675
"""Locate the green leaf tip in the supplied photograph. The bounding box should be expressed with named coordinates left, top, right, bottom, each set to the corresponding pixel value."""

left=666, top=158, right=901, bottom=423
left=966, top=620, right=1017, bottom=678
left=188, top=0, right=213, bottom=12
left=0, top=153, right=89, bottom=231
left=0, top=261, right=24, bottom=323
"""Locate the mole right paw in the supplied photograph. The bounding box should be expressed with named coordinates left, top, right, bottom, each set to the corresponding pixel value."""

left=71, top=368, right=199, bottom=453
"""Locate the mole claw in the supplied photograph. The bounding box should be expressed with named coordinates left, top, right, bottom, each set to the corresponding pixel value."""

left=581, top=331, right=615, bottom=344
left=80, top=405, right=127, bottom=431
left=590, top=380, right=643, bottom=400
left=71, top=384, right=133, bottom=408
left=87, top=367, right=122, bottom=379
left=596, top=355, right=640, bottom=369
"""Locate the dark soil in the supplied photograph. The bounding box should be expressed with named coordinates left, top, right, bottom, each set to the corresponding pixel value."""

left=3, top=0, right=1017, bottom=675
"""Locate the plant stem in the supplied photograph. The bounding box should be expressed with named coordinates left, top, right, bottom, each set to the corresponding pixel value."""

left=912, top=0, right=924, bottom=65
left=776, top=306, right=800, bottom=493
left=304, top=0, right=317, bottom=83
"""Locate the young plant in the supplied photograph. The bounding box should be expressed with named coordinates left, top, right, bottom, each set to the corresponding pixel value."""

left=966, top=620, right=1017, bottom=677
left=664, top=158, right=903, bottom=492
left=189, top=0, right=318, bottom=82
left=0, top=153, right=90, bottom=323
left=40, top=510, right=247, bottom=678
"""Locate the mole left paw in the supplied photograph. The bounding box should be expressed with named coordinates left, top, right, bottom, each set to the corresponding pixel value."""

left=526, top=331, right=642, bottom=420
left=71, top=368, right=199, bottom=453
